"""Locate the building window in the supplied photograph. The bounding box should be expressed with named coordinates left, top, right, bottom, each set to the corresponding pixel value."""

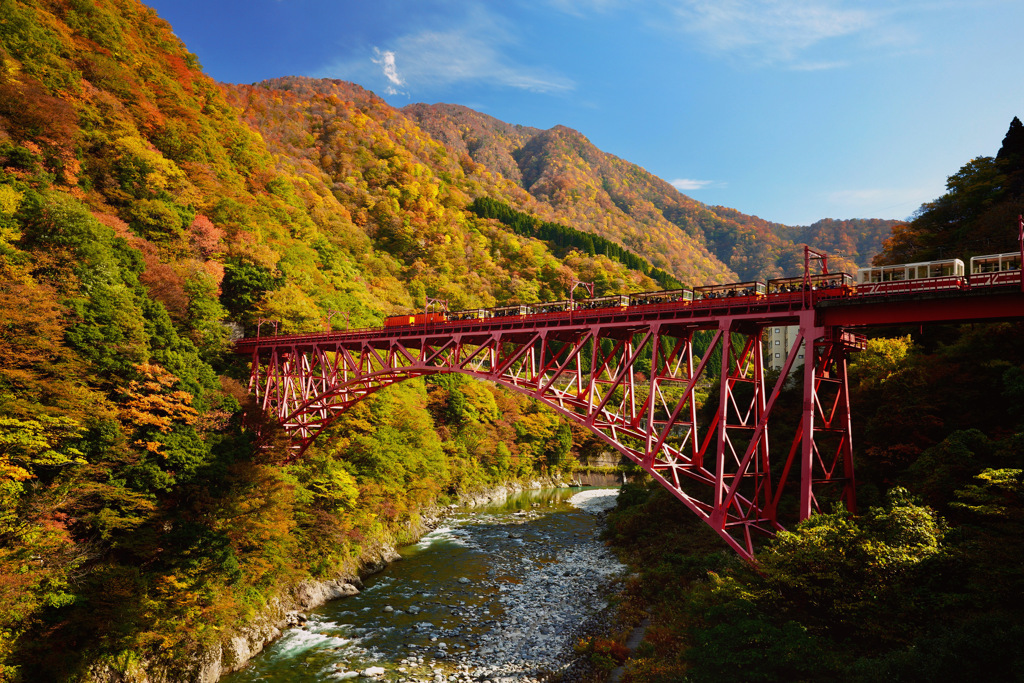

left=774, top=328, right=781, bottom=333
left=775, top=340, right=781, bottom=345
left=774, top=352, right=781, bottom=358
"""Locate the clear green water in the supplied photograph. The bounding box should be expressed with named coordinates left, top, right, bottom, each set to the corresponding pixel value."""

left=223, top=487, right=608, bottom=682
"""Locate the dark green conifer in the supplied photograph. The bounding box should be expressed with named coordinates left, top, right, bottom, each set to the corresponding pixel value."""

left=996, top=116, right=1024, bottom=195
left=996, top=116, right=1024, bottom=168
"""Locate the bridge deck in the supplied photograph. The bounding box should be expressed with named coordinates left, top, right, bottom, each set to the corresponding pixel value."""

left=235, top=285, right=1024, bottom=356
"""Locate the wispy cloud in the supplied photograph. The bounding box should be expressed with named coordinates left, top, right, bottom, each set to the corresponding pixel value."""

left=372, top=48, right=405, bottom=96
left=318, top=5, right=573, bottom=98
left=671, top=178, right=715, bottom=191
left=390, top=28, right=573, bottom=92
left=664, top=0, right=910, bottom=69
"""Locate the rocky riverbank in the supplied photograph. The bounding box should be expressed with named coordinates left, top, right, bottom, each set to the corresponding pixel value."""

left=84, top=478, right=576, bottom=683
left=84, top=546, right=400, bottom=683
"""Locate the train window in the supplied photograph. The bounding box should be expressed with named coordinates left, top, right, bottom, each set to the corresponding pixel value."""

left=977, top=258, right=998, bottom=273
left=970, top=255, right=1015, bottom=274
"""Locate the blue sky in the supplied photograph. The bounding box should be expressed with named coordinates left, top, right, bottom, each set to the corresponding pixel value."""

left=146, top=0, right=1024, bottom=226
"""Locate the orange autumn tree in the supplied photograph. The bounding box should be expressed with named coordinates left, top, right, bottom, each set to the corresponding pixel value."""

left=119, top=362, right=199, bottom=454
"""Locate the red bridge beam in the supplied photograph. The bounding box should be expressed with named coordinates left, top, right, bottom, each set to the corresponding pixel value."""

left=818, top=287, right=1024, bottom=327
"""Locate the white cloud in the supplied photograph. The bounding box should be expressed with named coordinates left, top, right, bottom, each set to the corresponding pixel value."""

left=664, top=0, right=910, bottom=68
left=318, top=5, right=573, bottom=97
left=671, top=178, right=714, bottom=191
left=372, top=48, right=406, bottom=96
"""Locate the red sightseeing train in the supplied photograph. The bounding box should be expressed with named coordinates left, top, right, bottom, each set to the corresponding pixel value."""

left=383, top=250, right=1022, bottom=328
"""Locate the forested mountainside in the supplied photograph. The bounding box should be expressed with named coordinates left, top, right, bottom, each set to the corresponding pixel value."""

left=404, top=103, right=902, bottom=280
left=229, top=77, right=736, bottom=286
left=599, top=119, right=1024, bottom=681
left=775, top=217, right=896, bottom=268
left=401, top=102, right=542, bottom=187
left=221, top=75, right=679, bottom=307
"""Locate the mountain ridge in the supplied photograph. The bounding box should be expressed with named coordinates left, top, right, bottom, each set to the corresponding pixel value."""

left=403, top=100, right=901, bottom=280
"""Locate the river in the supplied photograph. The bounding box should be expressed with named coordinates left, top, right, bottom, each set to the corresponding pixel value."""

left=223, top=487, right=624, bottom=683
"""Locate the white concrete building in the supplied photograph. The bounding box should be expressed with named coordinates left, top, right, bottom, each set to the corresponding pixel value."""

left=765, top=325, right=804, bottom=371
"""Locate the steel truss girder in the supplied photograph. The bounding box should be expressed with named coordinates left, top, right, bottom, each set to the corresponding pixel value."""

left=247, top=310, right=857, bottom=561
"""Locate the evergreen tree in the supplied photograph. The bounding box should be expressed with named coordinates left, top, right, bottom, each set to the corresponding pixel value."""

left=996, top=116, right=1024, bottom=172
left=996, top=116, right=1024, bottom=194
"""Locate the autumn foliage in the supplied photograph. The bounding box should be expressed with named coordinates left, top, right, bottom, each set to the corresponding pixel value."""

left=0, top=0, right=956, bottom=679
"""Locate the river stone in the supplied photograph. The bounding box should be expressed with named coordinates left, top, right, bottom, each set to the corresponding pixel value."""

left=361, top=666, right=386, bottom=676
left=294, top=579, right=360, bottom=608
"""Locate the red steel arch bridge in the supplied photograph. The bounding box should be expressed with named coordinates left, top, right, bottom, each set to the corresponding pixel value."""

left=234, top=274, right=1024, bottom=561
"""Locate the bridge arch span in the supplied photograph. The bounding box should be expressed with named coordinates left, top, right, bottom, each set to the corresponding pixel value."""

left=243, top=310, right=859, bottom=561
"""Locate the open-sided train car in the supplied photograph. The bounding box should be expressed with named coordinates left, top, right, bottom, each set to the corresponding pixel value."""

left=693, top=281, right=766, bottom=301
left=531, top=299, right=576, bottom=315
left=770, top=270, right=856, bottom=303
left=767, top=273, right=853, bottom=295
left=448, top=308, right=492, bottom=322
left=492, top=304, right=530, bottom=318
left=628, top=288, right=693, bottom=307
left=575, top=294, right=630, bottom=311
